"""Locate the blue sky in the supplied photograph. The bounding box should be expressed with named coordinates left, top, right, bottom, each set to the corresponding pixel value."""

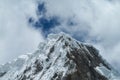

left=0, top=0, right=120, bottom=71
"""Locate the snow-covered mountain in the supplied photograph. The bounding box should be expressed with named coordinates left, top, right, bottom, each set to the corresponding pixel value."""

left=0, top=32, right=119, bottom=80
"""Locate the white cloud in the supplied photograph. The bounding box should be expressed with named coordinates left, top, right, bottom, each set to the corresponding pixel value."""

left=0, top=0, right=120, bottom=71
left=0, top=0, right=44, bottom=64
left=41, top=0, right=120, bottom=71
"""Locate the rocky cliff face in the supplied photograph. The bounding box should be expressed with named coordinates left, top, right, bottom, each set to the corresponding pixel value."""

left=0, top=33, right=119, bottom=80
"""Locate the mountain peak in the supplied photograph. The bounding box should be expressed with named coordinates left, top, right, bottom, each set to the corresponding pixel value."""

left=0, top=33, right=120, bottom=80
left=47, top=32, right=72, bottom=42
left=46, top=32, right=81, bottom=49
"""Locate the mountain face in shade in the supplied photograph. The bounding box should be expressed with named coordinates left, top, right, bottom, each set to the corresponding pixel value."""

left=0, top=33, right=119, bottom=80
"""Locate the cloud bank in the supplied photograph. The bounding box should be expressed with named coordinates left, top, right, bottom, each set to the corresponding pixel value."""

left=0, top=0, right=120, bottom=72
left=0, top=0, right=44, bottom=64
left=29, top=0, right=120, bottom=71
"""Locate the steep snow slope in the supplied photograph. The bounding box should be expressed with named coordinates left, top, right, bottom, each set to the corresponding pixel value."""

left=0, top=32, right=119, bottom=80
